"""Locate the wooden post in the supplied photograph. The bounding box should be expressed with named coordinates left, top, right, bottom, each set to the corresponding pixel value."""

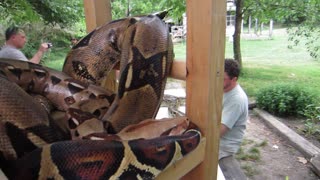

left=83, top=0, right=117, bottom=92
left=82, top=0, right=226, bottom=179
left=183, top=0, right=226, bottom=179
left=83, top=0, right=112, bottom=32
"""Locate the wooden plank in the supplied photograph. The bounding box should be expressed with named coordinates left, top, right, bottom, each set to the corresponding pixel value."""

left=83, top=0, right=112, bottom=32
left=254, top=109, right=320, bottom=158
left=183, top=0, right=226, bottom=179
left=83, top=0, right=117, bottom=92
left=82, top=0, right=226, bottom=179
left=156, top=138, right=206, bottom=179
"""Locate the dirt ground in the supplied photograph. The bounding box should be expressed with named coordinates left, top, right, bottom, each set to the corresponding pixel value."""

left=164, top=80, right=320, bottom=180
left=240, top=111, right=320, bottom=180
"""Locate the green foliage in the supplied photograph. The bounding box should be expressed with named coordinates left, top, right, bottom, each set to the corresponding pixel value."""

left=0, top=0, right=41, bottom=24
left=26, top=0, right=84, bottom=26
left=111, top=0, right=185, bottom=23
left=302, top=104, right=320, bottom=136
left=12, top=23, right=75, bottom=63
left=256, top=84, right=317, bottom=117
left=288, top=26, right=320, bottom=59
left=240, top=0, right=320, bottom=60
left=0, top=0, right=84, bottom=26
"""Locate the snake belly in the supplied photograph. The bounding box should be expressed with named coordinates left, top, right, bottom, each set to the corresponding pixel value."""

left=0, top=14, right=201, bottom=179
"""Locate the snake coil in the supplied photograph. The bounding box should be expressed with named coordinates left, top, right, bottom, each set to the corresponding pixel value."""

left=0, top=14, right=201, bottom=179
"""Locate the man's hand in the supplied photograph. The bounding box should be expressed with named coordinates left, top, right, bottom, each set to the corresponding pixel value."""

left=220, top=124, right=229, bottom=137
left=39, top=43, right=50, bottom=52
left=29, top=43, right=50, bottom=64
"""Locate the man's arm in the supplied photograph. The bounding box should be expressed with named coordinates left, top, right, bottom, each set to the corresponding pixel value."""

left=29, top=43, right=49, bottom=64
left=220, top=124, right=229, bottom=137
left=169, top=60, right=186, bottom=80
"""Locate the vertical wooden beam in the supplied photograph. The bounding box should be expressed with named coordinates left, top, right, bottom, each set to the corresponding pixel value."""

left=184, top=0, right=226, bottom=179
left=83, top=0, right=112, bottom=32
left=83, top=0, right=117, bottom=92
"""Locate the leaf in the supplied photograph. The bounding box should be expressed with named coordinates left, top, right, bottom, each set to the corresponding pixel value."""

left=297, top=156, right=308, bottom=164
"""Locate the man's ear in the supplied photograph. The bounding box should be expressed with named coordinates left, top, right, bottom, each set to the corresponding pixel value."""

left=233, top=77, right=238, bottom=82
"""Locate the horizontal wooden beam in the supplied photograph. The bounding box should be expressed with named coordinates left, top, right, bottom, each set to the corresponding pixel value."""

left=156, top=138, right=206, bottom=179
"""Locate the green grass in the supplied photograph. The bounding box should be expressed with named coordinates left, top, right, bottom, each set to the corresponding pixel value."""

left=42, top=47, right=70, bottom=71
left=241, top=163, right=259, bottom=177
left=173, top=40, right=187, bottom=60
left=235, top=138, right=268, bottom=177
left=173, top=29, right=320, bottom=99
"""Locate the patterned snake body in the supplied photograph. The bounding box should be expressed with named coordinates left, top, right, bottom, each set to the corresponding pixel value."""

left=64, top=15, right=174, bottom=132
left=0, top=14, right=201, bottom=179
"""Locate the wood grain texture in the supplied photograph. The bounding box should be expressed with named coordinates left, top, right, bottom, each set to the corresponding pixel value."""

left=184, top=0, right=226, bottom=179
left=82, top=0, right=226, bottom=179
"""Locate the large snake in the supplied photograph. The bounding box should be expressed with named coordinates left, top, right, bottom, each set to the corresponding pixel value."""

left=0, top=14, right=201, bottom=179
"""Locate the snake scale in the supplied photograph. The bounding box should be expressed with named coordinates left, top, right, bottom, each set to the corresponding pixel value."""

left=0, top=14, right=201, bottom=179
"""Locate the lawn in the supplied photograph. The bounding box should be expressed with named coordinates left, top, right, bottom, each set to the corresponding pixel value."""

left=43, top=47, right=70, bottom=71
left=173, top=29, right=320, bottom=99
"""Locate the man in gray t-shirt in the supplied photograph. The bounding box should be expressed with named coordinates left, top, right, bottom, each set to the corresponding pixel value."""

left=0, top=26, right=50, bottom=64
left=0, top=45, right=28, bottom=61
left=219, top=59, right=248, bottom=160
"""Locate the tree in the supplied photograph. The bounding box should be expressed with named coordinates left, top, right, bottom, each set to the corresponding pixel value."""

left=285, top=0, right=320, bottom=59
left=232, top=0, right=274, bottom=66
left=233, top=0, right=320, bottom=64
left=0, top=0, right=84, bottom=26
left=111, top=0, right=186, bottom=23
left=233, top=0, right=243, bottom=66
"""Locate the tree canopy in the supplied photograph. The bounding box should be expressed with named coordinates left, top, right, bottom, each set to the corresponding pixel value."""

left=0, top=0, right=84, bottom=26
left=111, top=0, right=185, bottom=23
left=0, top=0, right=186, bottom=27
left=1, top=0, right=319, bottom=60
left=240, top=0, right=320, bottom=59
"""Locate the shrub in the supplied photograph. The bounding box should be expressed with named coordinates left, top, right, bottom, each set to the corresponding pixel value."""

left=256, top=84, right=317, bottom=117
left=302, top=103, right=320, bottom=136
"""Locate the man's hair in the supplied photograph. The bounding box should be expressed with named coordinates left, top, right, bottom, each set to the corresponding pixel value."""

left=5, top=26, right=24, bottom=40
left=225, top=58, right=240, bottom=79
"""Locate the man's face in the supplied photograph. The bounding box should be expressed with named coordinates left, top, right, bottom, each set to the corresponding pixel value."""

left=12, top=32, right=27, bottom=49
left=223, top=72, right=237, bottom=93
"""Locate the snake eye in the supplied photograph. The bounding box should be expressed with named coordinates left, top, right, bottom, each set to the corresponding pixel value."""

left=65, top=96, right=76, bottom=105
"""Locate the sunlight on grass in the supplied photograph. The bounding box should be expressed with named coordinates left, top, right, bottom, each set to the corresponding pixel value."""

left=174, top=29, right=320, bottom=99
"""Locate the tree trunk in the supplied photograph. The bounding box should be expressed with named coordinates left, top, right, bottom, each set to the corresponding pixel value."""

left=233, top=0, right=243, bottom=66
left=248, top=16, right=251, bottom=34
left=126, top=0, right=130, bottom=17
left=269, top=19, right=273, bottom=38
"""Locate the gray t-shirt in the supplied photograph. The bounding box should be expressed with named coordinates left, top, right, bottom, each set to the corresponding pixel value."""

left=0, top=45, right=28, bottom=61
left=219, top=84, right=248, bottom=159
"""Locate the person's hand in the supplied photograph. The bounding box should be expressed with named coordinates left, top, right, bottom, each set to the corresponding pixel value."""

left=39, top=43, right=50, bottom=52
